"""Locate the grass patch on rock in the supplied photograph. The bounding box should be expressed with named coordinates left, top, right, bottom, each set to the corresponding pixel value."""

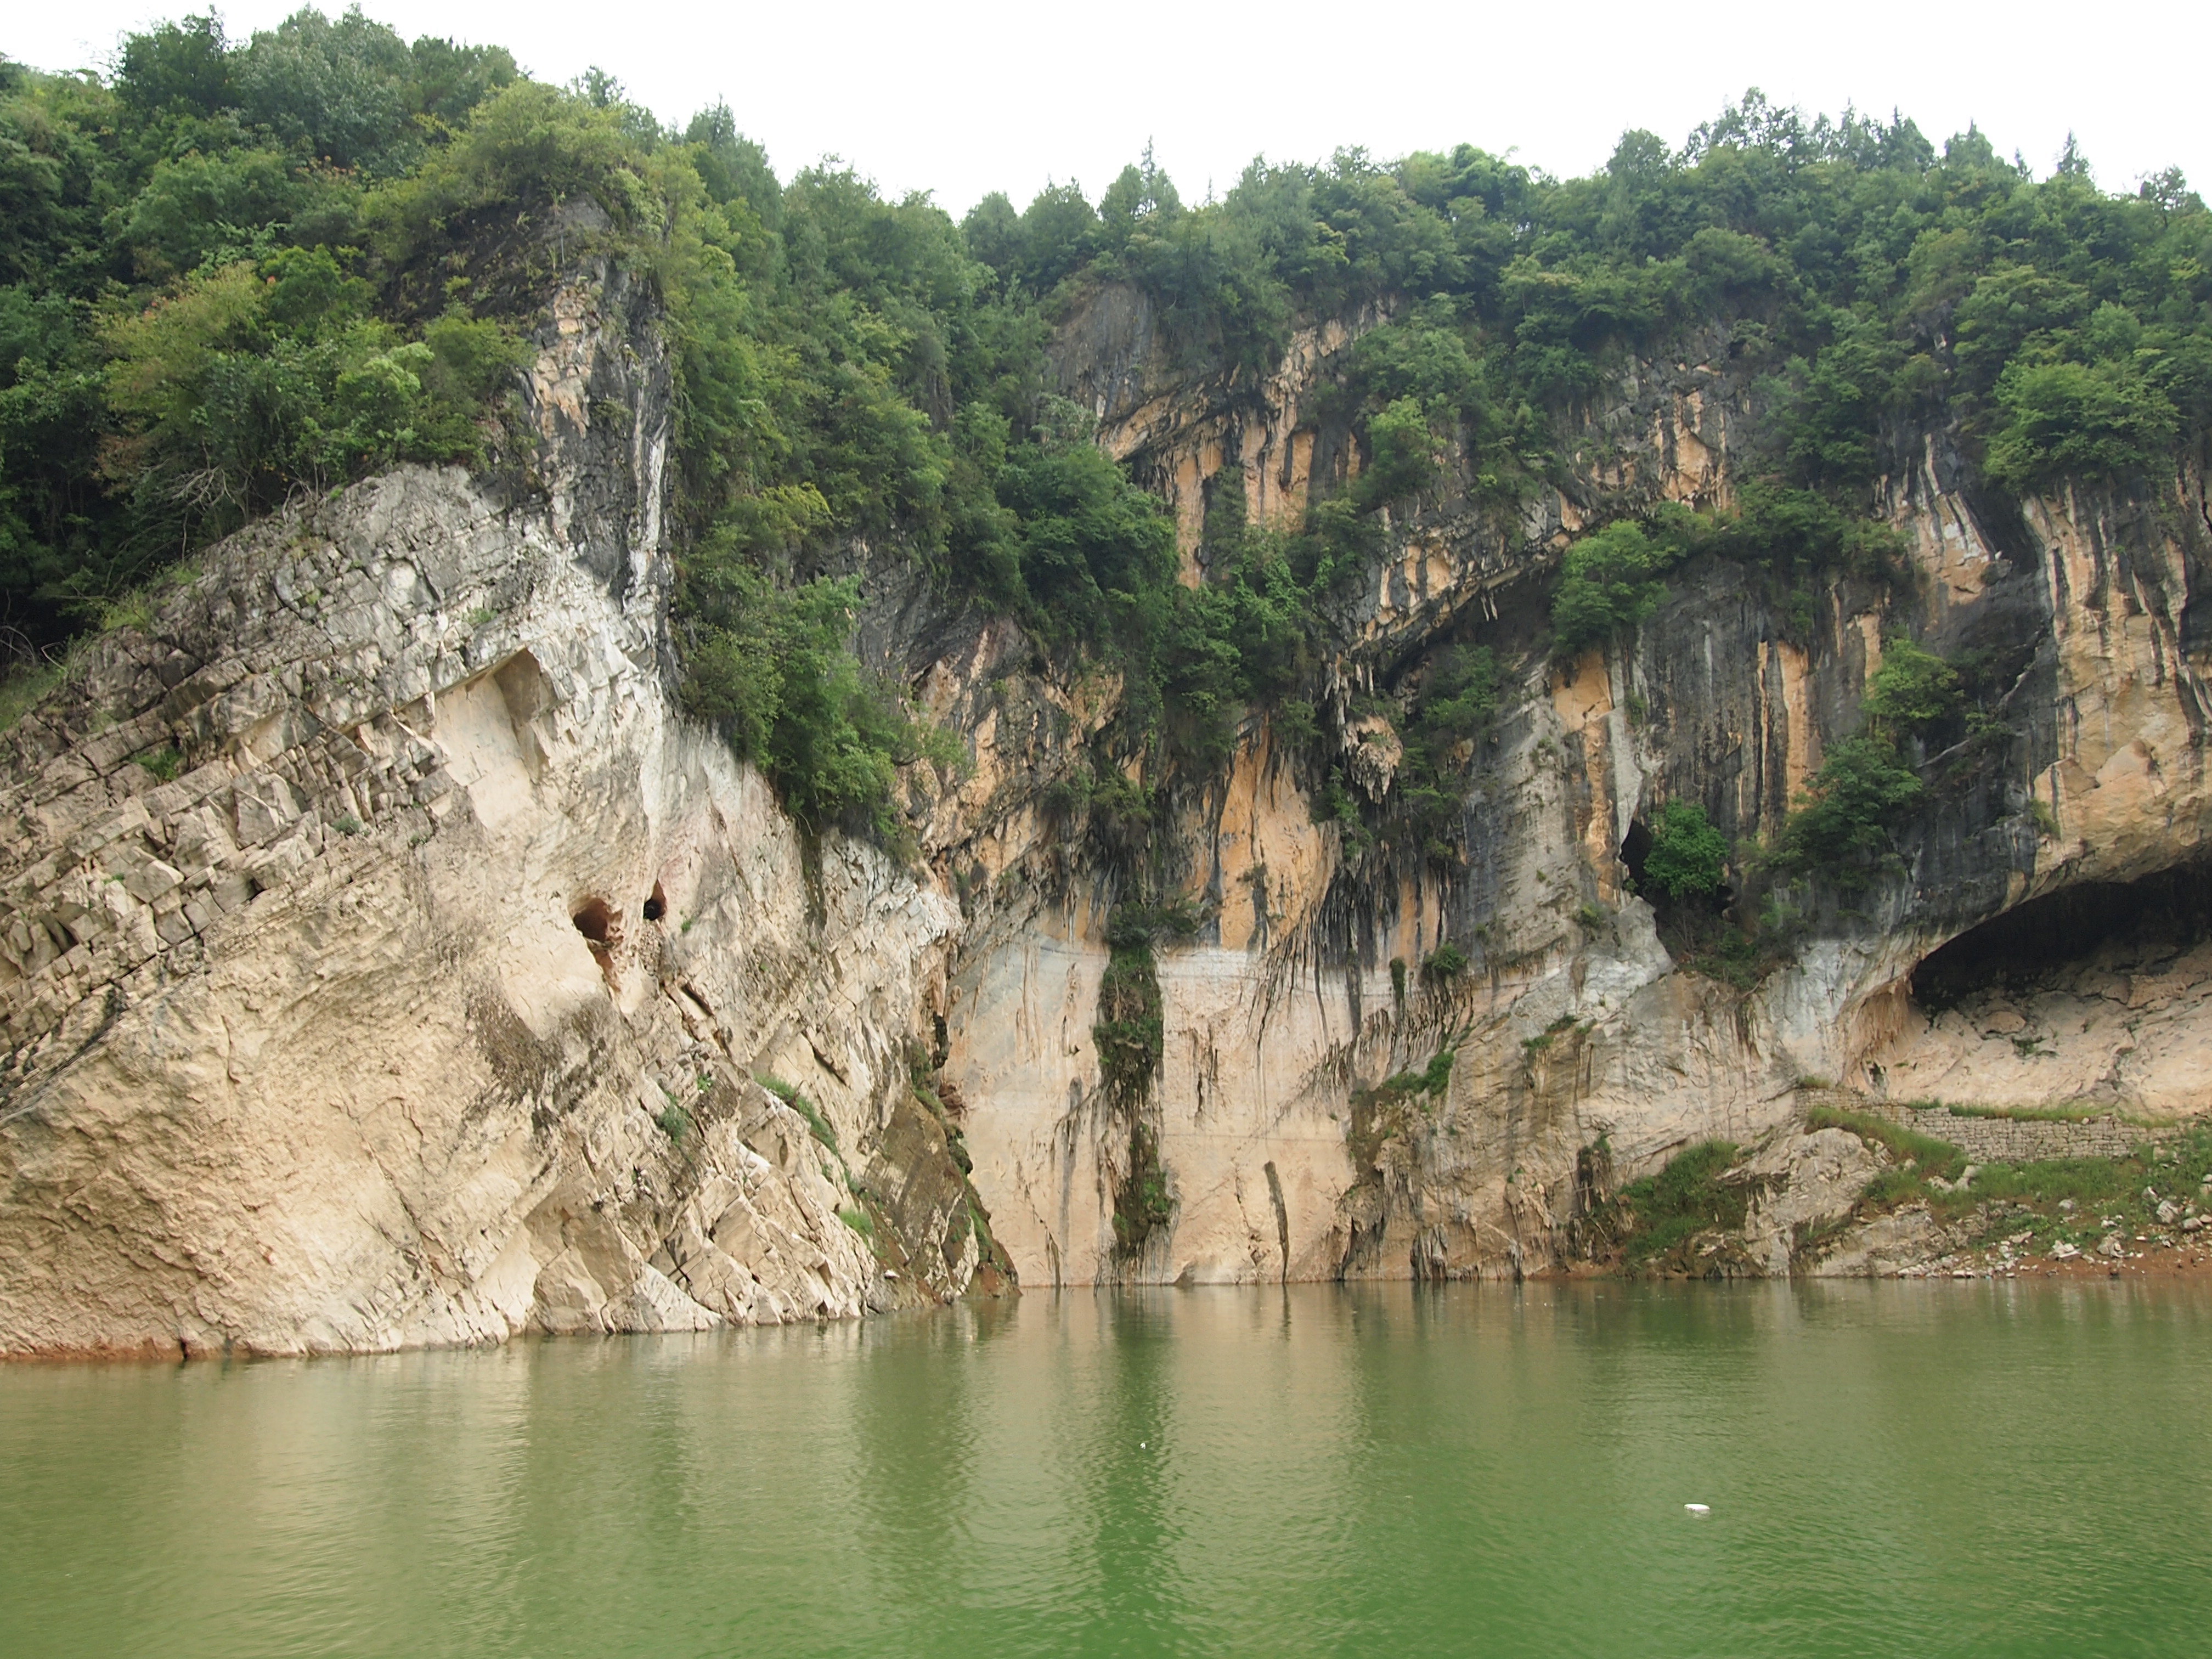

left=1805, top=1105, right=1967, bottom=1206
left=759, top=1075, right=838, bottom=1154
left=1591, top=1139, right=1748, bottom=1268
left=1810, top=1108, right=2212, bottom=1258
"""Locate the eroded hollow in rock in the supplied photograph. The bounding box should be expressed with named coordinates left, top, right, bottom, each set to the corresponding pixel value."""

left=1911, top=857, right=2212, bottom=1009
left=642, top=882, right=666, bottom=923
left=571, top=896, right=618, bottom=949
left=1620, top=819, right=1653, bottom=890
left=1625, top=818, right=1731, bottom=964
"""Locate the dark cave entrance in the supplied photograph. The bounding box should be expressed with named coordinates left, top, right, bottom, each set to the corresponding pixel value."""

left=1910, top=857, right=2212, bottom=1009
left=1620, top=819, right=1654, bottom=891
left=642, top=881, right=667, bottom=923
left=571, top=896, right=618, bottom=948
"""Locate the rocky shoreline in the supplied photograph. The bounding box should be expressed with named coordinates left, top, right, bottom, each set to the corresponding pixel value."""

left=1570, top=1092, right=2212, bottom=1285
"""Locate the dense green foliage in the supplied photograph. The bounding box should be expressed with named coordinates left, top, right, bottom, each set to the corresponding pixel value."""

left=676, top=567, right=953, bottom=843
left=1774, top=735, right=1926, bottom=867
left=1642, top=800, right=1730, bottom=900
left=1548, top=482, right=1910, bottom=654
left=1109, top=1122, right=1174, bottom=1255
left=1860, top=634, right=1962, bottom=733
left=966, top=100, right=2211, bottom=511
left=1090, top=901, right=1209, bottom=1108
left=1, top=13, right=526, bottom=627
left=7, top=12, right=2209, bottom=852
left=1551, top=521, right=1673, bottom=655
left=1093, top=938, right=1165, bottom=1108
left=1095, top=906, right=1174, bottom=1255
left=0, top=10, right=1180, bottom=837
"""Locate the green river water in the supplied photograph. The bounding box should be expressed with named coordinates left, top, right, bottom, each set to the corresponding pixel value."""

left=2, top=1281, right=2208, bottom=1657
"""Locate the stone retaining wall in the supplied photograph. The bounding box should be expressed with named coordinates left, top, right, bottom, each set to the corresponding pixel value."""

left=1796, top=1088, right=2151, bottom=1162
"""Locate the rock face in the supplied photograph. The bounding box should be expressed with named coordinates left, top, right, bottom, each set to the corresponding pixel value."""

left=0, top=263, right=995, bottom=1355
left=1733, top=1127, right=1888, bottom=1276
left=4, top=270, right=2211, bottom=1353
left=938, top=290, right=2212, bottom=1291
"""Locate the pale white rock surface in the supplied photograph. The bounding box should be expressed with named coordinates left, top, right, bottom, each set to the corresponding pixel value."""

left=1732, top=1127, right=1888, bottom=1275
left=0, top=267, right=977, bottom=1355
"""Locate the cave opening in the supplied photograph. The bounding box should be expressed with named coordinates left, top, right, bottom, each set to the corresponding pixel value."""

left=1624, top=816, right=1734, bottom=968
left=571, top=897, right=617, bottom=948
left=1911, top=857, right=2212, bottom=1009
left=1620, top=819, right=1653, bottom=891
left=642, top=881, right=667, bottom=923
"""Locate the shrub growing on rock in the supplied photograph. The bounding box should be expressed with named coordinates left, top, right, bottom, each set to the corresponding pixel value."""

left=1550, top=522, right=1675, bottom=657
left=1863, top=636, right=1962, bottom=736
left=1642, top=800, right=1729, bottom=900
left=1774, top=736, right=1924, bottom=868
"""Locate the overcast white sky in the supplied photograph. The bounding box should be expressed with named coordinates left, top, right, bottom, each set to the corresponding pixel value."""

left=11, top=1, right=2207, bottom=215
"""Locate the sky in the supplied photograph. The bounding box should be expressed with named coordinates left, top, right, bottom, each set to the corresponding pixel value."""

left=10, top=0, right=2208, bottom=215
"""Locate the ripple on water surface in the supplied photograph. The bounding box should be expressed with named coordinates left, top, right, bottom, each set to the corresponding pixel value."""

left=3, top=1279, right=2208, bottom=1658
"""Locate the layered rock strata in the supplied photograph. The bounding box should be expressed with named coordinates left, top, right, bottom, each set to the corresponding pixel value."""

left=0, top=264, right=994, bottom=1355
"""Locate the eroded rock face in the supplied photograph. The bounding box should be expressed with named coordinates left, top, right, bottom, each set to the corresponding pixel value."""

left=947, top=287, right=2212, bottom=1290
left=0, top=267, right=989, bottom=1355
left=6, top=269, right=2212, bottom=1353
left=1734, top=1127, right=1888, bottom=1276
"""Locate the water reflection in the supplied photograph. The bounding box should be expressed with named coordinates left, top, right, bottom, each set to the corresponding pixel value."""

left=3, top=1280, right=2208, bottom=1657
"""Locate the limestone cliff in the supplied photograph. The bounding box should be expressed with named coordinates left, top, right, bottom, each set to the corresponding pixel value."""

left=940, top=288, right=2212, bottom=1289
left=0, top=261, right=998, bottom=1355
left=5, top=268, right=2210, bottom=1355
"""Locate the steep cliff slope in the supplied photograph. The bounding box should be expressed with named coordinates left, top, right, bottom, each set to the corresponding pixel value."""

left=5, top=259, right=2211, bottom=1353
left=0, top=262, right=1001, bottom=1354
left=940, top=284, right=2212, bottom=1288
